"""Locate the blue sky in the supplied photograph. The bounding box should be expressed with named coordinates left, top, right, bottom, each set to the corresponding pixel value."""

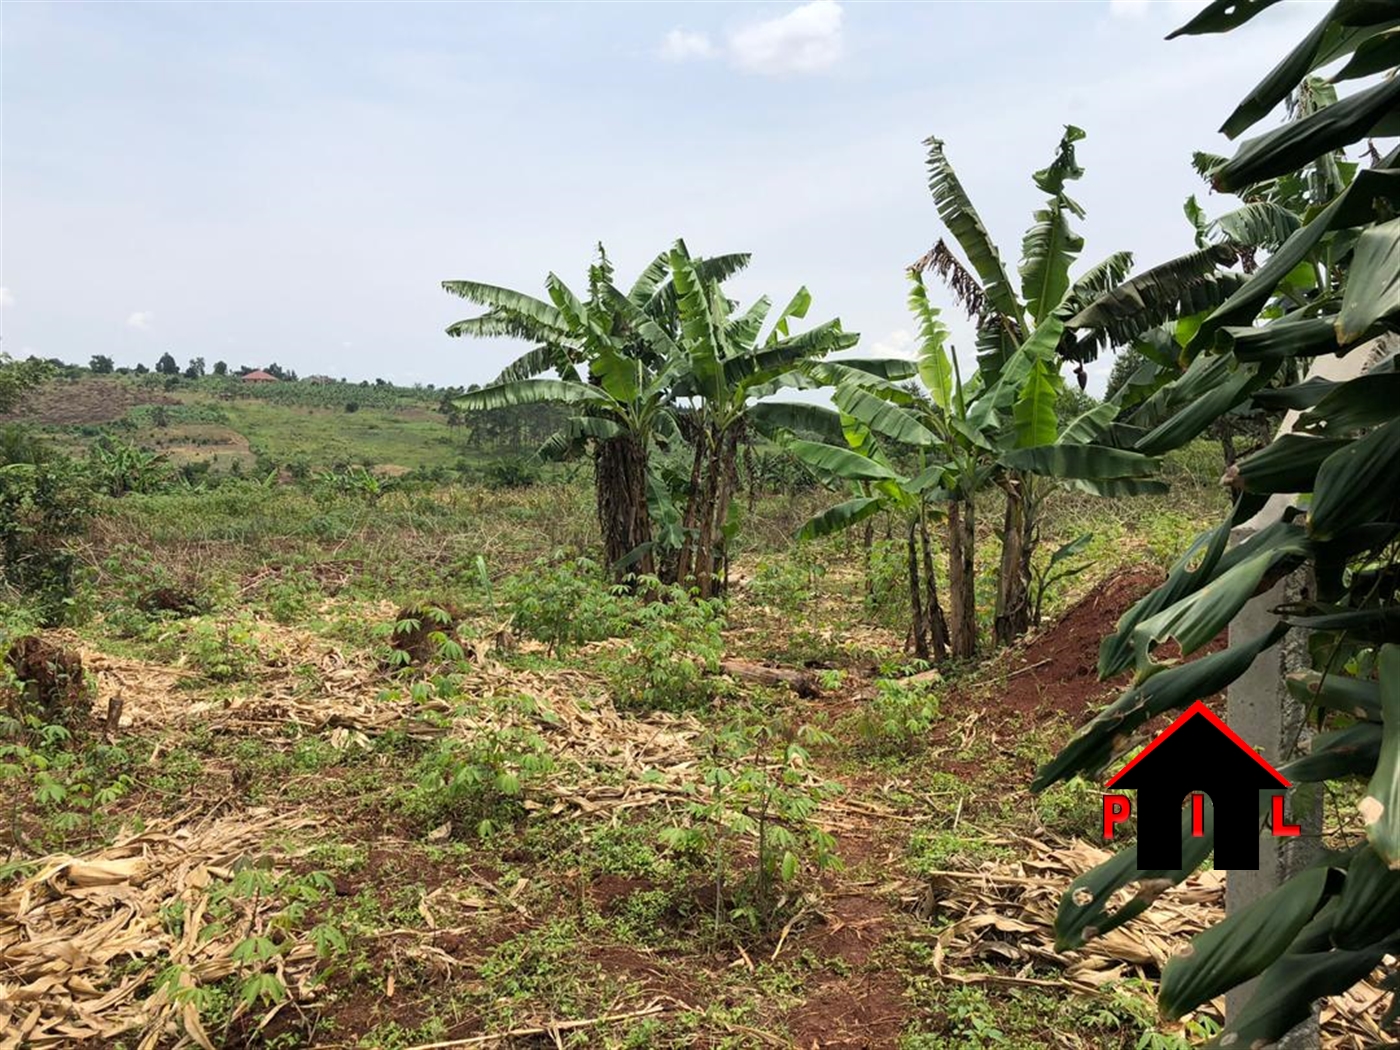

left=2, top=1, right=1322, bottom=392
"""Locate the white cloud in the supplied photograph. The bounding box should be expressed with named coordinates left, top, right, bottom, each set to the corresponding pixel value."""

left=659, top=28, right=714, bottom=62
left=126, top=310, right=153, bottom=330
left=1109, top=0, right=1152, bottom=17
left=0, top=287, right=13, bottom=308
left=729, top=0, right=844, bottom=76
left=870, top=327, right=914, bottom=358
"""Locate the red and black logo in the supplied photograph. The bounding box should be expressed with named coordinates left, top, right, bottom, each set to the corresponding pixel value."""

left=1100, top=701, right=1301, bottom=870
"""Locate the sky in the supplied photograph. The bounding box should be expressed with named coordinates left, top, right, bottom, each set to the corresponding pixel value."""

left=1, top=0, right=1327, bottom=394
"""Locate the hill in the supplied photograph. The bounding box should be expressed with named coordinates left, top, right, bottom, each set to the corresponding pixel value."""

left=3, top=371, right=567, bottom=478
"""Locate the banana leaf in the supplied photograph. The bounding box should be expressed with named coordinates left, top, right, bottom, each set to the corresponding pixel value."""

left=1308, top=416, right=1400, bottom=540
left=1161, top=865, right=1332, bottom=1019
left=1336, top=217, right=1400, bottom=344
left=796, top=496, right=885, bottom=543
left=1000, top=443, right=1159, bottom=480
left=1036, top=624, right=1288, bottom=790
left=1361, top=646, right=1400, bottom=865
left=1053, top=802, right=1217, bottom=951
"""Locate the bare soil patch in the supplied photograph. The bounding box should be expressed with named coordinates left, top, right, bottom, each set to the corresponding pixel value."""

left=2, top=378, right=177, bottom=425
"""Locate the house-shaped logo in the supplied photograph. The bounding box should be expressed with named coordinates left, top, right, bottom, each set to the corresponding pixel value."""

left=1100, top=700, right=1299, bottom=870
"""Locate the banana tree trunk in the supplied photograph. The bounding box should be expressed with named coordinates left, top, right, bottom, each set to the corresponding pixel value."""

left=673, top=432, right=709, bottom=587
left=994, top=474, right=1032, bottom=647
left=595, top=434, right=653, bottom=583
left=907, top=518, right=928, bottom=661
left=947, top=499, right=977, bottom=660
left=919, top=516, right=950, bottom=663
left=693, top=428, right=740, bottom=599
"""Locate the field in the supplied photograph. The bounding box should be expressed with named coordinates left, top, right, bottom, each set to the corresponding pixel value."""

left=0, top=374, right=509, bottom=478
left=0, top=375, right=1390, bottom=1049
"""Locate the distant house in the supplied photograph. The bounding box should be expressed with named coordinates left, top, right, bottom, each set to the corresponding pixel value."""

left=304, top=374, right=335, bottom=385
left=242, top=369, right=278, bottom=383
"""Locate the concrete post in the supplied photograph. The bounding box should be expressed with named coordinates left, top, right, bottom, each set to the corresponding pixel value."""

left=1224, top=569, right=1322, bottom=1047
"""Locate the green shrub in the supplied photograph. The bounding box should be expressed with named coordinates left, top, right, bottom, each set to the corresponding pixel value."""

left=0, top=428, right=97, bottom=625
left=602, top=582, right=725, bottom=712
left=502, top=556, right=629, bottom=655
left=849, top=677, right=940, bottom=756
left=400, top=696, right=556, bottom=839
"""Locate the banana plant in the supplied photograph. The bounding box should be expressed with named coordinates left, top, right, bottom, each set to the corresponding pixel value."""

left=784, top=411, right=958, bottom=662
left=445, top=242, right=880, bottom=591
left=661, top=242, right=862, bottom=597
left=918, top=125, right=1214, bottom=647
left=1035, top=3, right=1400, bottom=1042
left=443, top=246, right=708, bottom=580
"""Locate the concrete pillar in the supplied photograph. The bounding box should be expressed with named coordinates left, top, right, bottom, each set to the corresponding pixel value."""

left=1224, top=569, right=1322, bottom=1047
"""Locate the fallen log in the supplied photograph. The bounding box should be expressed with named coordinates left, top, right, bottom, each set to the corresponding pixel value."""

left=719, top=659, right=820, bottom=698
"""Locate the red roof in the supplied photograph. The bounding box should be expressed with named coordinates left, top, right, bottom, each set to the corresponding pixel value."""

left=242, top=370, right=277, bottom=381
left=1105, top=700, right=1291, bottom=789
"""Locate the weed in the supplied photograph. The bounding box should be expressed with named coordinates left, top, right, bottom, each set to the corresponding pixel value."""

left=400, top=695, right=556, bottom=839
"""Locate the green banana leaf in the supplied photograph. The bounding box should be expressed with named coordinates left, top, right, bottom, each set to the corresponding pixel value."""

left=1161, top=865, right=1332, bottom=1020
left=1298, top=371, right=1400, bottom=435
left=1336, top=217, right=1400, bottom=344
left=796, top=496, right=885, bottom=543
left=1231, top=434, right=1352, bottom=494
left=1221, top=316, right=1339, bottom=362
left=908, top=275, right=954, bottom=411
left=1054, top=802, right=1218, bottom=951
left=1308, top=416, right=1400, bottom=540
left=442, top=279, right=568, bottom=333
left=1167, top=0, right=1283, bottom=41
left=833, top=385, right=937, bottom=449
left=785, top=439, right=899, bottom=484
left=1000, top=443, right=1159, bottom=481
left=1286, top=668, right=1381, bottom=721
left=1098, top=518, right=1234, bottom=679
left=748, top=401, right=846, bottom=445
left=1127, top=526, right=1311, bottom=667
left=1211, top=940, right=1397, bottom=1047
left=1191, top=164, right=1400, bottom=343
left=1035, top=625, right=1287, bottom=790
left=1361, top=645, right=1400, bottom=865
left=1012, top=358, right=1060, bottom=448
left=1279, top=722, right=1382, bottom=782
left=455, top=378, right=608, bottom=412
left=924, top=136, right=1023, bottom=326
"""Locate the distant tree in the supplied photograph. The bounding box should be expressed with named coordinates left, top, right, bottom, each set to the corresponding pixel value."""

left=1104, top=346, right=1145, bottom=400
left=265, top=363, right=287, bottom=380
left=212, top=360, right=228, bottom=376
left=374, top=377, right=387, bottom=387
left=134, top=363, right=150, bottom=375
left=0, top=353, right=54, bottom=412
left=237, top=365, right=253, bottom=376
left=183, top=357, right=206, bottom=379
left=155, top=352, right=179, bottom=376
left=89, top=355, right=115, bottom=374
